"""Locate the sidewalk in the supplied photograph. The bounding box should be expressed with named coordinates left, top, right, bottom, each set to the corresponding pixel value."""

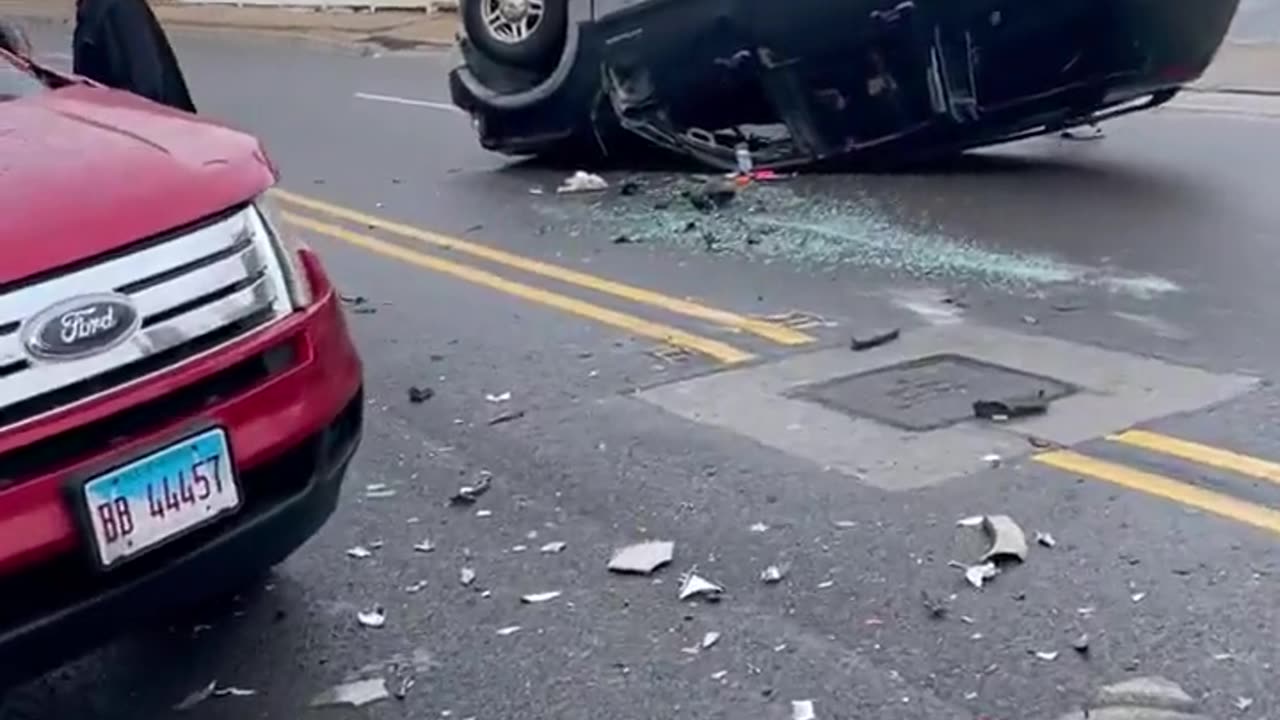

left=1193, top=43, right=1280, bottom=94
left=0, top=0, right=458, bottom=49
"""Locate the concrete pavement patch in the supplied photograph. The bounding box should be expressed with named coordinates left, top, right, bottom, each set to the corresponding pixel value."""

left=637, top=324, right=1257, bottom=491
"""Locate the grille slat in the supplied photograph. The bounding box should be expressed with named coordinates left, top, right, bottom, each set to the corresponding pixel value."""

left=0, top=206, right=291, bottom=433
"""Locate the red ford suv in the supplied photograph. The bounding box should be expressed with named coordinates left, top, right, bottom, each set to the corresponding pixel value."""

left=0, top=50, right=363, bottom=684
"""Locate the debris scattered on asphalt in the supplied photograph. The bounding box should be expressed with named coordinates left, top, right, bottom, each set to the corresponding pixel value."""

left=1131, top=592, right=1147, bottom=603
left=521, top=591, right=562, bottom=604
left=393, top=675, right=415, bottom=700
left=540, top=541, right=567, bottom=554
left=347, top=545, right=374, bottom=559
left=1021, top=315, right=1039, bottom=325
left=921, top=590, right=950, bottom=619
left=1033, top=650, right=1060, bottom=662
left=619, top=179, right=641, bottom=196
left=1028, top=436, right=1054, bottom=449
left=761, top=565, right=787, bottom=584
left=980, top=515, right=1029, bottom=563
left=1213, top=652, right=1235, bottom=662
left=1072, top=634, right=1090, bottom=653
left=310, top=678, right=391, bottom=708
left=529, top=186, right=545, bottom=195
left=792, top=699, right=817, bottom=720
left=710, top=670, right=729, bottom=681
left=957, top=516, right=985, bottom=528
left=683, top=179, right=737, bottom=212
left=214, top=687, right=256, bottom=698
left=557, top=171, right=609, bottom=194
left=365, top=485, right=397, bottom=499
left=450, top=472, right=492, bottom=505
left=339, top=294, right=367, bottom=306
left=174, top=681, right=217, bottom=711
left=679, top=572, right=725, bottom=602
left=485, top=391, right=512, bottom=404
left=612, top=234, right=638, bottom=244
left=973, top=391, right=1049, bottom=421
left=405, top=581, right=427, bottom=594
left=1234, top=697, right=1254, bottom=712
left=1035, top=531, right=1057, bottom=548
left=950, top=560, right=1000, bottom=589
left=476, top=509, right=493, bottom=518
left=833, top=520, right=857, bottom=529
left=982, top=453, right=1003, bottom=468
left=702, top=632, right=721, bottom=650
left=749, top=521, right=770, bottom=533
left=816, top=580, right=836, bottom=590
left=1095, top=676, right=1196, bottom=711
left=357, top=607, right=387, bottom=629
left=407, top=386, right=435, bottom=404
left=496, top=625, right=522, bottom=636
left=850, top=328, right=900, bottom=352
left=413, top=539, right=436, bottom=553
left=460, top=567, right=476, bottom=586
left=488, top=410, right=526, bottom=426
left=608, top=540, right=675, bottom=575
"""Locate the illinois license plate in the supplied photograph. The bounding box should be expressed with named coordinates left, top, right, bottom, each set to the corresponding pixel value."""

left=81, top=428, right=240, bottom=569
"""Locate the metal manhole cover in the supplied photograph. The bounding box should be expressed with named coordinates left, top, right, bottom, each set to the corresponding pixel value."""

left=790, top=354, right=1076, bottom=431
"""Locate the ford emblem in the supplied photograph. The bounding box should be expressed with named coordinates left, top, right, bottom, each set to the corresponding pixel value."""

left=21, top=293, right=141, bottom=362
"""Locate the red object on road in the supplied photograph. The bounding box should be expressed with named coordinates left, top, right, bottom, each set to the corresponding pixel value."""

left=0, top=52, right=363, bottom=685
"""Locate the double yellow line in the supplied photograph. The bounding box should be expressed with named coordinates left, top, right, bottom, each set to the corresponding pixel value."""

left=270, top=189, right=815, bottom=365
left=1036, top=430, right=1280, bottom=535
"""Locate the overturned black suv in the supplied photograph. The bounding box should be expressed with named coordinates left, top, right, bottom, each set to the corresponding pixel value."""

left=449, top=0, right=1241, bottom=170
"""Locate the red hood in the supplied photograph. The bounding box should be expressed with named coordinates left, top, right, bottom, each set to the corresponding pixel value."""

left=0, top=85, right=276, bottom=285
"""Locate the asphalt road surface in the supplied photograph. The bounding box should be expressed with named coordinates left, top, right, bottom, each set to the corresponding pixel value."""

left=7, top=20, right=1280, bottom=720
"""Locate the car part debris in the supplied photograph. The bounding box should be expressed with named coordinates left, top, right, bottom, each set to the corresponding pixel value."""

left=1072, top=634, right=1090, bottom=653
left=521, top=591, right=562, bottom=604
left=408, top=386, right=435, bottom=404
left=460, top=567, right=477, bottom=586
left=1036, top=531, right=1057, bottom=548
left=850, top=328, right=900, bottom=352
left=1234, top=697, right=1254, bottom=712
left=174, top=681, right=217, bottom=711
left=488, top=409, right=526, bottom=426
left=485, top=391, right=512, bottom=403
left=761, top=565, right=787, bottom=584
left=540, top=541, right=567, bottom=554
left=1033, top=650, right=1060, bottom=662
left=310, top=678, right=391, bottom=709
left=792, top=700, right=817, bottom=720
left=679, top=572, right=725, bottom=602
left=957, top=516, right=984, bottom=528
left=710, top=669, right=729, bottom=681
left=973, top=391, right=1049, bottom=421
left=816, top=580, right=835, bottom=589
left=1062, top=124, right=1106, bottom=141
left=357, top=607, right=387, bottom=629
left=450, top=473, right=492, bottom=505
left=405, top=581, right=428, bottom=594
left=496, top=625, right=522, bottom=636
left=557, top=171, right=608, bottom=194
left=749, top=522, right=770, bottom=533
left=949, top=560, right=1000, bottom=589
left=347, top=545, right=374, bottom=559
left=214, top=687, right=256, bottom=698
left=699, top=632, right=722, bottom=650
left=682, top=179, right=737, bottom=212
left=982, top=454, right=1003, bottom=468
left=393, top=675, right=416, bottom=700
left=833, top=520, right=857, bottom=529
left=413, top=539, right=436, bottom=553
left=980, top=515, right=1029, bottom=564
left=1131, top=592, right=1147, bottom=603
left=1028, top=436, right=1054, bottom=449
left=608, top=540, right=674, bottom=575
left=366, top=486, right=397, bottom=499
left=476, top=509, right=493, bottom=518
left=1094, top=676, right=1197, bottom=712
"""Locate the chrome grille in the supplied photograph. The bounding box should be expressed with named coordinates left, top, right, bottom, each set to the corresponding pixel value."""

left=0, top=205, right=292, bottom=430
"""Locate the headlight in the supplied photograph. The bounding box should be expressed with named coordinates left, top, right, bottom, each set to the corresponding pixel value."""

left=253, top=192, right=313, bottom=309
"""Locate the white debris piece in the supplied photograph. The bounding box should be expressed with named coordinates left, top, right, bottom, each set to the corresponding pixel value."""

left=460, top=567, right=477, bottom=586
left=679, top=573, right=724, bottom=602
left=792, top=699, right=817, bottom=720
left=347, top=546, right=374, bottom=559
left=557, top=170, right=608, bottom=194
left=310, top=678, right=391, bottom=709
left=540, top=541, right=568, bottom=554
left=701, top=632, right=721, bottom=649
left=496, top=625, right=522, bottom=636
left=357, top=607, right=387, bottom=629
left=365, top=483, right=397, bottom=499
left=608, top=540, right=674, bottom=574
left=949, top=560, right=1000, bottom=589
left=1034, top=650, right=1059, bottom=662
left=485, top=391, right=512, bottom=404
left=816, top=580, right=835, bottom=590
left=213, top=687, right=256, bottom=698
left=980, top=515, right=1029, bottom=563
left=710, top=670, right=728, bottom=681
left=1131, top=592, right=1147, bottom=603
left=833, top=520, right=857, bottom=529
left=405, top=581, right=428, bottom=594
left=761, top=565, right=787, bottom=584
left=413, top=539, right=436, bottom=553
left=521, top=591, right=562, bottom=604
left=476, top=510, right=493, bottom=518
left=957, top=516, right=985, bottom=528
left=749, top=522, right=770, bottom=533
left=1234, top=697, right=1254, bottom=712
left=982, top=453, right=1003, bottom=467
left=174, top=681, right=217, bottom=711
left=1035, top=531, right=1057, bottom=548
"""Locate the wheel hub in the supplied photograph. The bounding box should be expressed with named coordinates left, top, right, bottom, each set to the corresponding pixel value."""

left=498, top=0, right=527, bottom=22
left=481, top=0, right=544, bottom=44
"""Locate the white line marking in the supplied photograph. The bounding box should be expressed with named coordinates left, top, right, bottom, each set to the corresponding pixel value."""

left=354, top=92, right=466, bottom=114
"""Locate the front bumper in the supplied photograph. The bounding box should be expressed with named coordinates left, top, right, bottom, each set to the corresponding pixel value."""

left=0, top=286, right=364, bottom=686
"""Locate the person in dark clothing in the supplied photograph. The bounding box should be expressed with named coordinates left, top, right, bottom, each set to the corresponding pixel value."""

left=72, top=0, right=195, bottom=112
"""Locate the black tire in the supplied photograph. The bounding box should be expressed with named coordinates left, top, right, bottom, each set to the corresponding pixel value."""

left=462, top=0, right=567, bottom=71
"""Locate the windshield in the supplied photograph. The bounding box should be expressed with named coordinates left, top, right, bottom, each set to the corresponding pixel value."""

left=0, top=52, right=46, bottom=102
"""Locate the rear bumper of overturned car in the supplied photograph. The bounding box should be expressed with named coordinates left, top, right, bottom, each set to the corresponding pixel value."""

left=451, top=0, right=1241, bottom=168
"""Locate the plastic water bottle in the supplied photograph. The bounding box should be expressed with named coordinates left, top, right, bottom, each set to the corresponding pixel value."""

left=735, top=144, right=753, bottom=175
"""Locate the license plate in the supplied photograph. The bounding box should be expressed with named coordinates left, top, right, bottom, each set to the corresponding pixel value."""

left=81, top=428, right=240, bottom=569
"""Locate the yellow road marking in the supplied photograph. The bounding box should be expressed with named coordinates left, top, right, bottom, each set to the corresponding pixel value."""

left=1109, top=429, right=1280, bottom=486
left=1035, top=450, right=1280, bottom=536
left=285, top=212, right=756, bottom=365
left=272, top=189, right=814, bottom=347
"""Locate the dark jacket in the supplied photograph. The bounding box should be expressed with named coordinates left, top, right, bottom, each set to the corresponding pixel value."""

left=73, top=0, right=196, bottom=112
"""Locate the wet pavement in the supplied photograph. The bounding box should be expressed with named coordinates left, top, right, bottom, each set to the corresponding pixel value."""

left=6, top=18, right=1280, bottom=720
